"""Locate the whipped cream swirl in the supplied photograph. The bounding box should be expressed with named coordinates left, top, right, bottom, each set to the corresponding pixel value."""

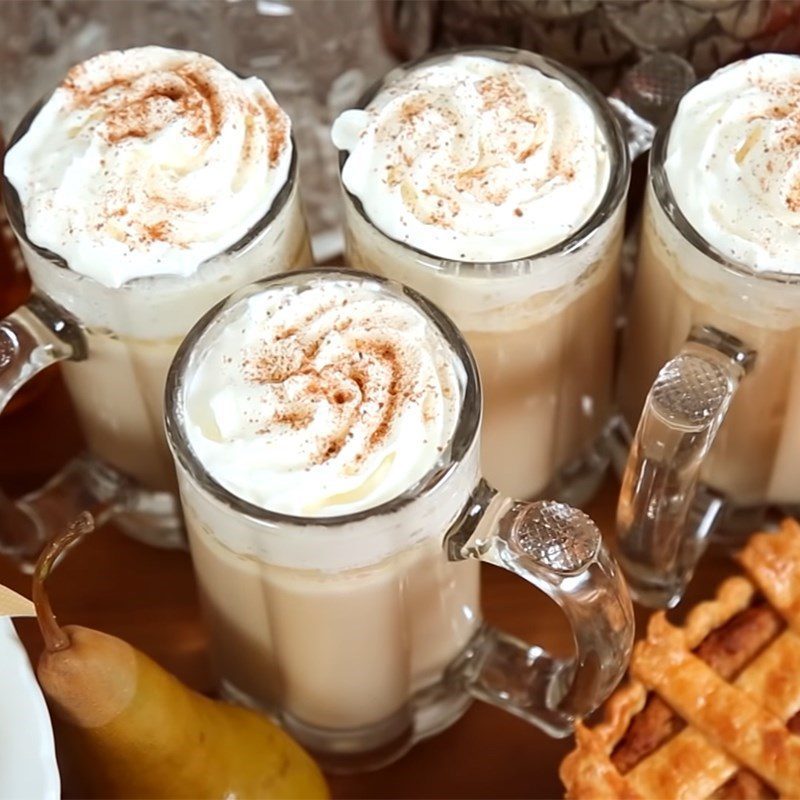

left=185, top=278, right=463, bottom=517
left=333, top=54, right=610, bottom=262
left=666, top=54, right=800, bottom=274
left=4, top=46, right=291, bottom=288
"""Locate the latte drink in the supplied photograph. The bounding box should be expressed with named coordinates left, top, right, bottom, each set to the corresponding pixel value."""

left=3, top=47, right=311, bottom=498
left=333, top=49, right=628, bottom=503
left=171, top=274, right=479, bottom=740
left=618, top=54, right=800, bottom=509
left=166, top=269, right=635, bottom=768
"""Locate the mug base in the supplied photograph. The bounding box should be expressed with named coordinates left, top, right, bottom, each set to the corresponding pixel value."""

left=112, top=498, right=186, bottom=551
left=612, top=470, right=799, bottom=608
left=220, top=671, right=474, bottom=774
left=78, top=454, right=187, bottom=550
left=541, top=429, right=611, bottom=508
left=614, top=553, right=685, bottom=609
left=0, top=452, right=185, bottom=570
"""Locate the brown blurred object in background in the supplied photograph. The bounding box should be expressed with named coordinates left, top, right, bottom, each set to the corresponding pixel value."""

left=381, top=0, right=800, bottom=94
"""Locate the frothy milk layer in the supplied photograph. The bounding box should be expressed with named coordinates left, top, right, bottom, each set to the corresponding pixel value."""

left=185, top=278, right=463, bottom=517
left=5, top=46, right=291, bottom=288
left=333, top=54, right=610, bottom=262
left=666, top=54, right=800, bottom=274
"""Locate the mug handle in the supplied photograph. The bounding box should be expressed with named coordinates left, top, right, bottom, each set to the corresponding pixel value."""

left=615, top=326, right=755, bottom=609
left=0, top=294, right=95, bottom=567
left=0, top=297, right=181, bottom=567
left=444, top=480, right=634, bottom=737
left=0, top=293, right=85, bottom=411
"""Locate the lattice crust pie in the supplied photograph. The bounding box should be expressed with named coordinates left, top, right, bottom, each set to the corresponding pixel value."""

left=560, top=519, right=800, bottom=800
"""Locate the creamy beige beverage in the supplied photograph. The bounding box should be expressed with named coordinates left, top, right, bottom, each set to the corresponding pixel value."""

left=333, top=50, right=627, bottom=502
left=188, top=519, right=479, bottom=729
left=618, top=54, right=800, bottom=507
left=344, top=208, right=621, bottom=502
left=176, top=277, right=480, bottom=731
left=166, top=270, right=636, bottom=767
left=4, top=46, right=311, bottom=493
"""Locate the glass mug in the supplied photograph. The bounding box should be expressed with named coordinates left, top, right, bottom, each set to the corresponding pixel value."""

left=0, top=100, right=312, bottom=564
left=337, top=46, right=631, bottom=508
left=165, top=268, right=633, bottom=772
left=615, top=106, right=800, bottom=608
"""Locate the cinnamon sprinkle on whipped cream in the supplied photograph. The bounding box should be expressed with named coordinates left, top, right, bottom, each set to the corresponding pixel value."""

left=665, top=54, right=800, bottom=274
left=333, top=54, right=610, bottom=262
left=4, top=46, right=291, bottom=287
left=184, top=278, right=463, bottom=517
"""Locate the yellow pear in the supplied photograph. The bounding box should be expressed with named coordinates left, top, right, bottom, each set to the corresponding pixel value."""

left=33, top=513, right=329, bottom=800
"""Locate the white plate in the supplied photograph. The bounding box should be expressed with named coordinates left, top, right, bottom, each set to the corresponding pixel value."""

left=0, top=618, right=59, bottom=800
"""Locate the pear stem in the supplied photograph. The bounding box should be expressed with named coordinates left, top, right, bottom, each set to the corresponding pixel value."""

left=32, top=512, right=95, bottom=653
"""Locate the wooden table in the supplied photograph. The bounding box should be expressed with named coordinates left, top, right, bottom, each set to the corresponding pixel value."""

left=0, top=372, right=737, bottom=800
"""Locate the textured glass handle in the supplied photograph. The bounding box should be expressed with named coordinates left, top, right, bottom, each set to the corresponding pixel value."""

left=0, top=296, right=90, bottom=569
left=445, top=481, right=634, bottom=738
left=615, top=327, right=754, bottom=608
left=0, top=294, right=85, bottom=414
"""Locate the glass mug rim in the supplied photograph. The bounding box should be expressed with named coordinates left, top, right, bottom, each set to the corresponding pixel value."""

left=336, top=44, right=631, bottom=275
left=164, top=267, right=483, bottom=530
left=1, top=94, right=299, bottom=289
left=649, top=101, right=800, bottom=288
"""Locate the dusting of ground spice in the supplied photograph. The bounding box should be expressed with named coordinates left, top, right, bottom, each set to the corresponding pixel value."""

left=241, top=297, right=424, bottom=467
left=750, top=73, right=800, bottom=214
left=143, top=220, right=171, bottom=242
left=370, top=62, right=588, bottom=226
left=62, top=66, right=129, bottom=108
left=258, top=97, right=288, bottom=167
left=55, top=49, right=291, bottom=256
left=477, top=74, right=523, bottom=111
left=69, top=56, right=287, bottom=161
left=786, top=177, right=800, bottom=213
left=353, top=338, right=408, bottom=450
left=175, top=66, right=223, bottom=139
left=400, top=96, right=430, bottom=123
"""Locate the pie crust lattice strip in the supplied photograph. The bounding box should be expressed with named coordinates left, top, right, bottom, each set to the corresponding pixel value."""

left=560, top=519, right=800, bottom=800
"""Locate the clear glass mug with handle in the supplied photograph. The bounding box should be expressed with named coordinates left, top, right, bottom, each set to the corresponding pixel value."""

left=334, top=45, right=696, bottom=510
left=0, top=98, right=311, bottom=567
left=615, top=81, right=800, bottom=609
left=164, top=268, right=634, bottom=773
left=335, top=46, right=631, bottom=508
